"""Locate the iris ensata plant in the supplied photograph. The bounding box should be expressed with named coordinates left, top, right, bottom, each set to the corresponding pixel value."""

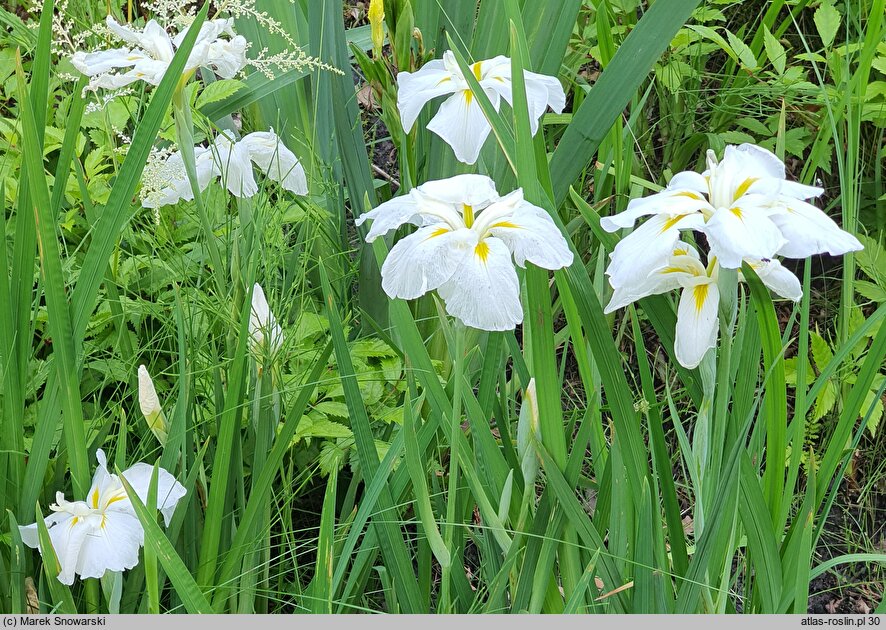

left=356, top=174, right=573, bottom=331
left=603, top=143, right=863, bottom=368
left=19, top=451, right=185, bottom=585
left=397, top=51, right=565, bottom=164
left=141, top=129, right=308, bottom=208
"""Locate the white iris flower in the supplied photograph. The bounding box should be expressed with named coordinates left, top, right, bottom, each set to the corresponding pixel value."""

left=356, top=174, right=573, bottom=331
left=397, top=51, right=566, bottom=164
left=141, top=129, right=307, bottom=208
left=19, top=450, right=186, bottom=585
left=601, top=143, right=862, bottom=292
left=604, top=242, right=802, bottom=368
left=71, top=16, right=248, bottom=91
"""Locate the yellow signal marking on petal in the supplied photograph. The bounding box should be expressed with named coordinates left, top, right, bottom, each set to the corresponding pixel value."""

left=471, top=61, right=483, bottom=81
left=659, top=214, right=688, bottom=234
left=730, top=207, right=744, bottom=220
left=91, top=488, right=100, bottom=509
left=464, top=89, right=473, bottom=105
left=463, top=204, right=475, bottom=228
left=672, top=247, right=689, bottom=256
left=71, top=517, right=79, bottom=526
left=100, top=515, right=107, bottom=530
left=490, top=220, right=520, bottom=229
left=105, top=493, right=128, bottom=507
left=426, top=227, right=450, bottom=239
left=674, top=191, right=703, bottom=201
left=475, top=241, right=490, bottom=263
left=733, top=177, right=758, bottom=201
left=693, top=284, right=710, bottom=314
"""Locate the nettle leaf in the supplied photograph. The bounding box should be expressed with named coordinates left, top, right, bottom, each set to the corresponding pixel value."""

left=814, top=380, right=838, bottom=420
left=313, top=400, right=350, bottom=419
left=763, top=24, right=787, bottom=74
left=810, top=330, right=834, bottom=369
left=862, top=385, right=884, bottom=437
left=195, top=79, right=245, bottom=110
left=814, top=0, right=841, bottom=49
left=319, top=439, right=350, bottom=476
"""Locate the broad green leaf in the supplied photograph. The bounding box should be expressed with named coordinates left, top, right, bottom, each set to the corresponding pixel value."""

left=762, top=24, right=787, bottom=74
left=814, top=0, right=841, bottom=49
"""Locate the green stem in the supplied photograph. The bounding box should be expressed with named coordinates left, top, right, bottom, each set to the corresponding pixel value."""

left=440, top=324, right=465, bottom=613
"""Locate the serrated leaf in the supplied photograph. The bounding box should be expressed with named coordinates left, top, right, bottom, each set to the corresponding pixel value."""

left=862, top=388, right=884, bottom=436
left=762, top=24, right=787, bottom=74
left=725, top=28, right=757, bottom=69
left=810, top=331, right=834, bottom=369
left=195, top=79, right=244, bottom=110
left=814, top=1, right=841, bottom=49
left=814, top=380, right=837, bottom=420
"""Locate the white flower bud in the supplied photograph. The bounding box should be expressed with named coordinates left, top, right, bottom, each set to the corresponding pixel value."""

left=517, top=378, right=541, bottom=486
left=138, top=365, right=167, bottom=445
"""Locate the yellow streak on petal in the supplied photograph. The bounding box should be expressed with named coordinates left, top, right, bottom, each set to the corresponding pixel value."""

left=475, top=241, right=490, bottom=263
left=674, top=191, right=703, bottom=201
left=463, top=204, right=475, bottom=228
left=730, top=207, right=743, bottom=220
left=490, top=220, right=520, bottom=229
left=659, top=214, right=688, bottom=234
left=71, top=517, right=79, bottom=526
left=91, top=488, right=100, bottom=509
left=105, top=493, right=127, bottom=507
left=464, top=89, right=473, bottom=105
left=471, top=61, right=483, bottom=81
left=693, top=284, right=710, bottom=315
left=425, top=227, right=450, bottom=240
left=733, top=177, right=758, bottom=201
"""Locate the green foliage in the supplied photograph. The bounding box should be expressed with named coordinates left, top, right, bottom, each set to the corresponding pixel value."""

left=1, top=0, right=884, bottom=617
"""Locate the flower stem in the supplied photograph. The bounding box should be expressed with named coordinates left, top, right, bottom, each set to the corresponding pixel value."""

left=440, top=323, right=465, bottom=613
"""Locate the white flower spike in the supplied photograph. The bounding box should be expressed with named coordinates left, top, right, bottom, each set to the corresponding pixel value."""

left=71, top=16, right=247, bottom=92
left=397, top=51, right=565, bottom=164
left=601, top=143, right=862, bottom=290
left=19, top=450, right=186, bottom=585
left=249, top=283, right=284, bottom=356
left=604, top=242, right=803, bottom=369
left=356, top=174, right=573, bottom=331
